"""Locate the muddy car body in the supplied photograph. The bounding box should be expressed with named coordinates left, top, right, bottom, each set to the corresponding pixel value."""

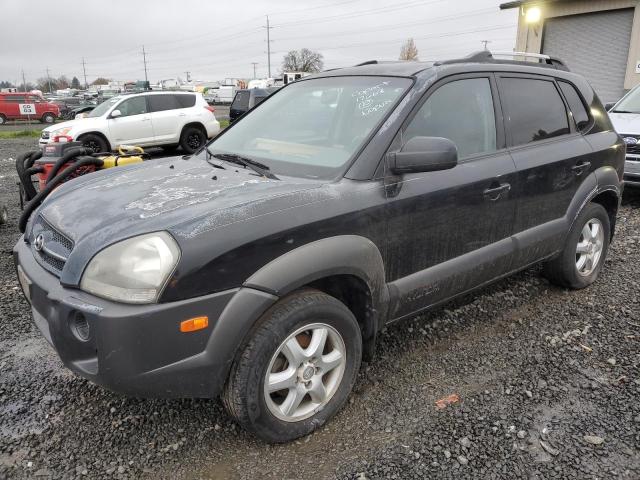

left=14, top=51, right=624, bottom=442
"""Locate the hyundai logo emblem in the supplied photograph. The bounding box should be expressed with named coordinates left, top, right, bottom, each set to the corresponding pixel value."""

left=34, top=234, right=45, bottom=252
left=623, top=137, right=638, bottom=145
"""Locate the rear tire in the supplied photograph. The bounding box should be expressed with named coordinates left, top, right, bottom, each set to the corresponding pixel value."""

left=78, top=133, right=108, bottom=154
left=179, top=126, right=206, bottom=154
left=41, top=113, right=56, bottom=124
left=223, top=289, right=362, bottom=443
left=543, top=202, right=610, bottom=289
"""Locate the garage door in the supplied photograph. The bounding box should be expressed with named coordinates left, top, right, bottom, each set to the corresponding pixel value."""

left=542, top=8, right=633, bottom=103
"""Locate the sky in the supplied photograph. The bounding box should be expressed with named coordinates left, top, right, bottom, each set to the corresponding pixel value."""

left=0, top=0, right=518, bottom=85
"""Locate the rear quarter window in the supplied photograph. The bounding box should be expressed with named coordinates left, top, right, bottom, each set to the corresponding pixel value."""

left=175, top=94, right=196, bottom=108
left=558, top=81, right=590, bottom=131
left=500, top=77, right=570, bottom=146
left=232, top=91, right=250, bottom=110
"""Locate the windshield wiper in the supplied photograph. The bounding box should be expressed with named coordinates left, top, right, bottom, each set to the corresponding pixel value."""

left=211, top=152, right=279, bottom=180
left=611, top=109, right=637, bottom=113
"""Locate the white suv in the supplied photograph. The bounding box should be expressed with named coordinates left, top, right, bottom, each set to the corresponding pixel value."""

left=40, top=91, right=220, bottom=154
left=608, top=84, right=640, bottom=187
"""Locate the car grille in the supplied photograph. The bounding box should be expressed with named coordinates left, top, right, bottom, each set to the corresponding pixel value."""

left=626, top=144, right=640, bottom=155
left=30, top=215, right=74, bottom=276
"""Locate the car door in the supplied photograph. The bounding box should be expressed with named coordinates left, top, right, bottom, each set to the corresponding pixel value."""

left=148, top=94, right=193, bottom=143
left=384, top=74, right=518, bottom=319
left=497, top=75, right=594, bottom=265
left=107, top=95, right=155, bottom=146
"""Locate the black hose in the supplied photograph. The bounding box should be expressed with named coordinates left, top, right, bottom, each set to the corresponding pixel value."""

left=15, top=151, right=41, bottom=202
left=45, top=146, right=92, bottom=184
left=19, top=157, right=104, bottom=233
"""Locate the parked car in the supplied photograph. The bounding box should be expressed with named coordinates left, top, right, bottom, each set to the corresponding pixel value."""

left=52, top=97, right=96, bottom=120
left=71, top=104, right=96, bottom=119
left=15, top=51, right=624, bottom=443
left=0, top=92, right=60, bottom=124
left=230, top=87, right=280, bottom=123
left=607, top=83, right=640, bottom=187
left=39, top=91, right=220, bottom=153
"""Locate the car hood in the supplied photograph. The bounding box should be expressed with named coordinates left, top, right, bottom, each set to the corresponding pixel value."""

left=608, top=111, right=640, bottom=136
left=43, top=117, right=102, bottom=133
left=35, top=156, right=324, bottom=246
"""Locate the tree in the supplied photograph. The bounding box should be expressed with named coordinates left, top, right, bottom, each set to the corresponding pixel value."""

left=0, top=80, right=14, bottom=88
left=282, top=48, right=324, bottom=73
left=36, top=77, right=53, bottom=93
left=92, top=77, right=109, bottom=86
left=56, top=75, right=70, bottom=89
left=71, top=76, right=81, bottom=89
left=399, top=38, right=419, bottom=61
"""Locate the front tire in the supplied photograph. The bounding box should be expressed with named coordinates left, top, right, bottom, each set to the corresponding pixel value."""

left=0, top=204, right=8, bottom=225
left=543, top=202, right=611, bottom=289
left=78, top=133, right=108, bottom=153
left=223, top=289, right=362, bottom=443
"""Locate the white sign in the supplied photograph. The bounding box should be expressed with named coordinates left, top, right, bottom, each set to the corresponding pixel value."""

left=19, top=103, right=36, bottom=115
left=636, top=60, right=640, bottom=74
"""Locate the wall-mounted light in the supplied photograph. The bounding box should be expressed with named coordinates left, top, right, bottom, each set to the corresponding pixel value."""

left=525, top=6, right=542, bottom=24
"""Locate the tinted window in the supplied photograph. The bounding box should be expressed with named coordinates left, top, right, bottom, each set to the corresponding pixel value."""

left=232, top=91, right=250, bottom=110
left=254, top=95, right=267, bottom=106
left=116, top=96, right=148, bottom=117
left=175, top=94, right=196, bottom=108
left=558, top=81, right=590, bottom=131
left=6, top=95, right=25, bottom=102
left=404, top=78, right=497, bottom=158
left=148, top=94, right=181, bottom=112
left=501, top=78, right=570, bottom=145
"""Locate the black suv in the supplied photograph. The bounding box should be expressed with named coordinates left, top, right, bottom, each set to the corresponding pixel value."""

left=229, top=87, right=280, bottom=123
left=14, top=51, right=624, bottom=443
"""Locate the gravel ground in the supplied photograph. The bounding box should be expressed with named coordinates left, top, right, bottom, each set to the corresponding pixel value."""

left=1, top=137, right=639, bottom=479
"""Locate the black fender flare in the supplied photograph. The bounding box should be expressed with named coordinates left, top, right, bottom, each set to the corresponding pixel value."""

left=243, top=235, right=388, bottom=324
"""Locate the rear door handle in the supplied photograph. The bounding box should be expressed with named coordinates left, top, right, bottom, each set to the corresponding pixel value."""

left=571, top=161, right=591, bottom=175
left=483, top=183, right=511, bottom=201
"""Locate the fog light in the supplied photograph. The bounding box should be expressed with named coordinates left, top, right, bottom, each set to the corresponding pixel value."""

left=70, top=312, right=90, bottom=341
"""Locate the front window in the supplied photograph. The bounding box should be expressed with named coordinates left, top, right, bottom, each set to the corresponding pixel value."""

left=613, top=85, right=640, bottom=113
left=208, top=76, right=411, bottom=179
left=87, top=96, right=121, bottom=118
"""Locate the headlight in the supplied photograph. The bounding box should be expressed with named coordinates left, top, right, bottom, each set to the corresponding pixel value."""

left=80, top=232, right=180, bottom=304
left=51, top=126, right=73, bottom=137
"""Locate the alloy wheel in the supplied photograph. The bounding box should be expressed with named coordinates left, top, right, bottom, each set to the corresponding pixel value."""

left=264, top=323, right=346, bottom=422
left=575, top=217, right=604, bottom=276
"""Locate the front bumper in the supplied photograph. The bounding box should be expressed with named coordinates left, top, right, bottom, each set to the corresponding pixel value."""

left=14, top=237, right=277, bottom=398
left=624, top=156, right=640, bottom=187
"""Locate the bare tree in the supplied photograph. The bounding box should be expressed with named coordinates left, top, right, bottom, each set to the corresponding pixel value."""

left=282, top=48, right=324, bottom=73
left=399, top=38, right=419, bottom=61
left=56, top=75, right=70, bottom=89
left=91, top=78, right=110, bottom=86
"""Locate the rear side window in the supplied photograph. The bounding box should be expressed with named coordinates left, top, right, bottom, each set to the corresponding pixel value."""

left=175, top=94, right=196, bottom=108
left=148, top=95, right=181, bottom=112
left=558, top=81, right=590, bottom=131
left=254, top=95, right=267, bottom=106
left=501, top=78, right=570, bottom=146
left=404, top=77, right=497, bottom=158
left=232, top=91, right=250, bottom=110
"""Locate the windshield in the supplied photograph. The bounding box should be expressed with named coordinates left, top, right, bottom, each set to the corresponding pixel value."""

left=613, top=86, right=640, bottom=113
left=207, top=76, right=411, bottom=179
left=87, top=96, right=121, bottom=118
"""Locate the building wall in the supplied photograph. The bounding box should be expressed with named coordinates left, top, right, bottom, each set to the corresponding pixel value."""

left=514, top=0, right=640, bottom=89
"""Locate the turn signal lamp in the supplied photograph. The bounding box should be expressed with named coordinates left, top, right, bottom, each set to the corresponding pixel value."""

left=180, top=316, right=209, bottom=332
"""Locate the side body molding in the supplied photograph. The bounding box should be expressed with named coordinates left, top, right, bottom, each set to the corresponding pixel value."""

left=244, top=235, right=389, bottom=327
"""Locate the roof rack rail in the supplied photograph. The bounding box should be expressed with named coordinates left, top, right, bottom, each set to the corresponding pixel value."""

left=434, top=50, right=569, bottom=71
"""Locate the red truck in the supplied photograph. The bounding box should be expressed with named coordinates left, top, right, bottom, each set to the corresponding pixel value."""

left=0, top=92, right=60, bottom=124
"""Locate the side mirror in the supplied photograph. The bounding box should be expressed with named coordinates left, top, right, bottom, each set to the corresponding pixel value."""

left=605, top=102, right=616, bottom=111
left=388, top=136, right=458, bottom=174
left=110, top=109, right=122, bottom=118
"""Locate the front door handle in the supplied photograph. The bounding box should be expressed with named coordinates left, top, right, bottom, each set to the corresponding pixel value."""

left=571, top=161, right=591, bottom=175
left=483, top=183, right=511, bottom=201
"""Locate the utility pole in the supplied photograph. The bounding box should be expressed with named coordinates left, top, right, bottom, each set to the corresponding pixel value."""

left=21, top=69, right=27, bottom=91
left=263, top=16, right=274, bottom=78
left=251, top=62, right=258, bottom=79
left=184, top=71, right=191, bottom=83
left=142, top=45, right=149, bottom=83
left=45, top=67, right=53, bottom=93
left=481, top=40, right=491, bottom=51
left=81, top=57, right=88, bottom=89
